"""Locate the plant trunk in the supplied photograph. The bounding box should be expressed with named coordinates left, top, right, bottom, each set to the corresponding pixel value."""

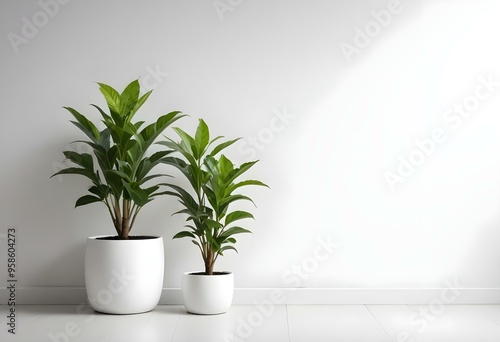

left=204, top=249, right=214, bottom=275
left=120, top=200, right=130, bottom=240
left=120, top=226, right=129, bottom=240
left=205, top=263, right=214, bottom=275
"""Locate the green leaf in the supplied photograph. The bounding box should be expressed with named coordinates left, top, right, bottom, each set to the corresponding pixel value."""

left=122, top=182, right=149, bottom=207
left=195, top=119, right=210, bottom=155
left=219, top=194, right=254, bottom=211
left=136, top=150, right=172, bottom=180
left=225, top=210, right=254, bottom=226
left=221, top=226, right=252, bottom=238
left=210, top=138, right=241, bottom=156
left=163, top=184, right=199, bottom=213
left=91, top=104, right=112, bottom=123
left=140, top=173, right=170, bottom=185
left=65, top=107, right=100, bottom=142
left=88, top=185, right=109, bottom=199
left=173, top=127, right=199, bottom=159
left=140, top=111, right=185, bottom=149
left=131, top=90, right=152, bottom=117
left=218, top=155, right=234, bottom=177
left=63, top=151, right=94, bottom=171
left=204, top=218, right=223, bottom=230
left=51, top=167, right=99, bottom=183
left=191, top=239, right=203, bottom=251
left=120, top=79, right=140, bottom=117
left=219, top=245, right=238, bottom=255
left=224, top=161, right=258, bottom=185
left=173, top=231, right=196, bottom=239
left=227, top=180, right=269, bottom=194
left=104, top=170, right=125, bottom=197
left=97, top=128, right=111, bottom=150
left=97, top=82, right=122, bottom=116
left=75, top=195, right=102, bottom=208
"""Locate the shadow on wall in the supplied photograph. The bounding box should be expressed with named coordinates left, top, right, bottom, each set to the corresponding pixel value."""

left=460, top=220, right=500, bottom=287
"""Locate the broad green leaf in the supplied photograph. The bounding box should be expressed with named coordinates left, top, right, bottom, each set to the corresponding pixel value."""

left=65, top=106, right=100, bottom=142
left=218, top=245, right=238, bottom=255
left=140, top=111, right=185, bottom=149
left=226, top=180, right=269, bottom=194
left=204, top=218, right=223, bottom=230
left=51, top=167, right=99, bottom=183
left=104, top=170, right=125, bottom=197
left=173, top=231, right=196, bottom=239
left=225, top=210, right=254, bottom=226
left=107, top=169, right=130, bottom=182
left=97, top=82, right=122, bottom=116
left=173, top=127, right=199, bottom=159
left=63, top=151, right=94, bottom=171
left=191, top=239, right=203, bottom=251
left=97, top=128, right=111, bottom=149
left=130, top=90, right=152, bottom=116
left=219, top=194, right=254, bottom=211
left=90, top=104, right=112, bottom=123
left=124, top=139, right=137, bottom=154
left=120, top=79, right=140, bottom=117
left=139, top=173, right=170, bottom=185
left=143, top=185, right=159, bottom=196
left=75, top=195, right=102, bottom=208
left=102, top=120, right=124, bottom=148
left=218, top=155, right=234, bottom=177
left=223, top=161, right=258, bottom=186
left=221, top=226, right=252, bottom=238
left=195, top=119, right=210, bottom=155
left=210, top=138, right=241, bottom=157
left=88, top=185, right=109, bottom=199
left=163, top=184, right=199, bottom=213
left=122, top=182, right=149, bottom=207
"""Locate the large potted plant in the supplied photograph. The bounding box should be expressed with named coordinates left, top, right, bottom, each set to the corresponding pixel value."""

left=160, top=119, right=268, bottom=314
left=52, top=80, right=185, bottom=314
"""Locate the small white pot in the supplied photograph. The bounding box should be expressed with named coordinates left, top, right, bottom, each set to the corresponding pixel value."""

left=85, top=235, right=164, bottom=314
left=181, top=272, right=234, bottom=315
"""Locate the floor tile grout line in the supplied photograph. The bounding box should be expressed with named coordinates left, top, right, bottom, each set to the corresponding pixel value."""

left=285, top=304, right=292, bottom=342
left=139, top=310, right=154, bottom=338
left=170, top=306, right=183, bottom=342
left=286, top=304, right=292, bottom=342
left=488, top=317, right=500, bottom=329
left=364, top=305, right=394, bottom=342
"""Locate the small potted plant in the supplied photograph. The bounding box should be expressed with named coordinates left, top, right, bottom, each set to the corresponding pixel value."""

left=159, top=119, right=268, bottom=314
left=52, top=79, right=185, bottom=314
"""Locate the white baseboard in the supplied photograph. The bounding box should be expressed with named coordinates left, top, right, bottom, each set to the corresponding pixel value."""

left=2, top=287, right=500, bottom=305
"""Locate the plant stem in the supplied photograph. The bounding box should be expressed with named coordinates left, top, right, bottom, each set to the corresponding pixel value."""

left=121, top=198, right=130, bottom=239
left=205, top=249, right=214, bottom=275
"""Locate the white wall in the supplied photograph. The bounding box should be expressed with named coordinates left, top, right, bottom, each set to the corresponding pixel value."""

left=1, top=0, right=500, bottom=296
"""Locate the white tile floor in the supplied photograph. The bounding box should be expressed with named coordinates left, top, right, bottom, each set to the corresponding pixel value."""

left=2, top=304, right=500, bottom=341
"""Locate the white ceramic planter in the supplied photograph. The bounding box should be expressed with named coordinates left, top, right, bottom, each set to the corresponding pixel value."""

left=181, top=272, right=234, bottom=315
left=85, top=235, right=164, bottom=314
